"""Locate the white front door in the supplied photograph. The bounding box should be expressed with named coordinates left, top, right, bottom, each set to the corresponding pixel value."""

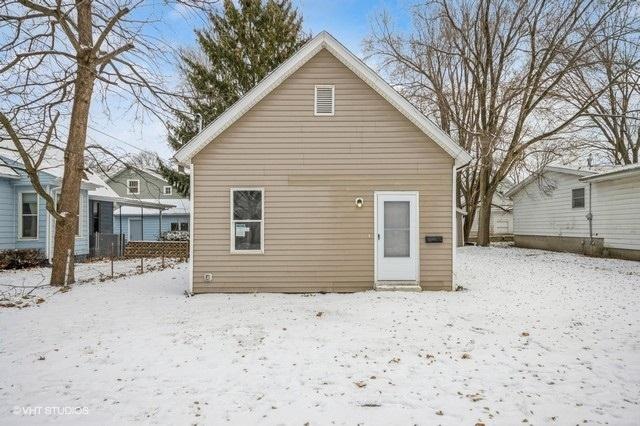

left=376, top=192, right=418, bottom=281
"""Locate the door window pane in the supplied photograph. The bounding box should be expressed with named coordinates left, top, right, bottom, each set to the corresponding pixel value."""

left=384, top=201, right=410, bottom=257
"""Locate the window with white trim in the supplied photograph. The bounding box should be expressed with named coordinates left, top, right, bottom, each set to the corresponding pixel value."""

left=127, top=179, right=140, bottom=195
left=314, top=85, right=334, bottom=116
left=19, top=192, right=38, bottom=239
left=163, top=186, right=173, bottom=195
left=170, top=221, right=189, bottom=232
left=231, top=189, right=263, bottom=252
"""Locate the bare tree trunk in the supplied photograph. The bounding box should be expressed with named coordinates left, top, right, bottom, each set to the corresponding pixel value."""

left=50, top=2, right=95, bottom=286
left=476, top=190, right=492, bottom=246
left=476, top=134, right=492, bottom=247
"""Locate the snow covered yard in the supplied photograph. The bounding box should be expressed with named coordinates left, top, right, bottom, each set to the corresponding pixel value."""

left=0, top=246, right=639, bottom=425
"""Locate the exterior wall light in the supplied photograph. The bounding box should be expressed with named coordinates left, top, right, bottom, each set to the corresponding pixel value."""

left=355, top=197, right=364, bottom=208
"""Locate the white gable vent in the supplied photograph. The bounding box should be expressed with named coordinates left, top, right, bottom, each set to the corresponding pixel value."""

left=314, top=85, right=334, bottom=116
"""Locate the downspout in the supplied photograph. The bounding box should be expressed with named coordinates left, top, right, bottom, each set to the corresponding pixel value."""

left=587, top=182, right=593, bottom=243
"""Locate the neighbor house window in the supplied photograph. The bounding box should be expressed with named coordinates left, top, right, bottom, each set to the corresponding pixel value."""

left=163, top=186, right=172, bottom=195
left=231, top=189, right=263, bottom=252
left=314, top=85, right=334, bottom=116
left=127, top=179, right=140, bottom=195
left=170, top=221, right=189, bottom=232
left=19, top=192, right=38, bottom=239
left=572, top=188, right=585, bottom=208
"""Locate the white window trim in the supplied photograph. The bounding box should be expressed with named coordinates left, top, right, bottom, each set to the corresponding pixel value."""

left=170, top=219, right=189, bottom=232
left=17, top=191, right=39, bottom=240
left=163, top=185, right=173, bottom=195
left=230, top=188, right=264, bottom=254
left=127, top=179, right=140, bottom=195
left=314, top=85, right=335, bottom=116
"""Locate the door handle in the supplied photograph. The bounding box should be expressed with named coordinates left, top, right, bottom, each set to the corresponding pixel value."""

left=377, top=233, right=380, bottom=241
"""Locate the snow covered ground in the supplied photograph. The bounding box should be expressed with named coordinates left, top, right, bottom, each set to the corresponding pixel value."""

left=0, top=246, right=639, bottom=425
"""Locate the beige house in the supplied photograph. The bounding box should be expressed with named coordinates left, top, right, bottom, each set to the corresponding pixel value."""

left=175, top=32, right=471, bottom=293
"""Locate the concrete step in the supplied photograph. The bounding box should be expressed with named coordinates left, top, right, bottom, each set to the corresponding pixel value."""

left=374, top=283, right=422, bottom=292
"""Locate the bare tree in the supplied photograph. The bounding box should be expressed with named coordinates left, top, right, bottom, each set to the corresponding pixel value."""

left=563, top=2, right=640, bottom=165
left=0, top=0, right=212, bottom=285
left=366, top=0, right=639, bottom=245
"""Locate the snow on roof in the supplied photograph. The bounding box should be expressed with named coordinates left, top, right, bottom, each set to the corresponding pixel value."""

left=0, top=162, right=19, bottom=178
left=579, top=163, right=640, bottom=182
left=114, top=198, right=190, bottom=216
left=505, top=165, right=597, bottom=198
left=86, top=170, right=122, bottom=200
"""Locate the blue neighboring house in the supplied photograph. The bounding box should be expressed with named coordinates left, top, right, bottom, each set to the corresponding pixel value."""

left=113, top=199, right=190, bottom=241
left=0, top=156, right=92, bottom=260
left=0, top=156, right=174, bottom=261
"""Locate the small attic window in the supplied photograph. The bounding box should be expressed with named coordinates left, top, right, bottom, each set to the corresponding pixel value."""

left=314, top=85, right=334, bottom=116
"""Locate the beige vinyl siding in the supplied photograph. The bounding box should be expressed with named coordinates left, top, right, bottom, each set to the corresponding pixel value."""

left=192, top=48, right=453, bottom=293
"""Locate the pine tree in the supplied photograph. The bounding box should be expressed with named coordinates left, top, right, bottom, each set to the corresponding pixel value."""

left=160, top=0, right=309, bottom=196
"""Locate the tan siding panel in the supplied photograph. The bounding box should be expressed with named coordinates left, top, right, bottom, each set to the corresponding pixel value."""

left=192, top=48, right=453, bottom=292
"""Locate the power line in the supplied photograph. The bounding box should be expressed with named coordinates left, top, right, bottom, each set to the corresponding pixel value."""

left=87, top=125, right=147, bottom=152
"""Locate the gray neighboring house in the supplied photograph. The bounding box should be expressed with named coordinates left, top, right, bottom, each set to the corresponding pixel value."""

left=106, top=168, right=190, bottom=241
left=506, top=164, right=640, bottom=261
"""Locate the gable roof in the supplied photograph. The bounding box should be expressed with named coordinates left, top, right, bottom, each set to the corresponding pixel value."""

left=174, top=31, right=472, bottom=167
left=505, top=166, right=596, bottom=198
left=579, top=163, right=640, bottom=183
left=107, top=167, right=167, bottom=184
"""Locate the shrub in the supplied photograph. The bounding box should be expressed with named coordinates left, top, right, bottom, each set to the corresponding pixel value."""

left=161, top=231, right=189, bottom=241
left=0, top=249, right=46, bottom=270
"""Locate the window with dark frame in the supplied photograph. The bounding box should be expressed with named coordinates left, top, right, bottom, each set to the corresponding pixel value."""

left=231, top=189, right=263, bottom=252
left=572, top=188, right=585, bottom=208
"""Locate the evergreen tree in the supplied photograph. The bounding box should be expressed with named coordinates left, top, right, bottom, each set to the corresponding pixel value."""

left=160, top=0, right=309, bottom=196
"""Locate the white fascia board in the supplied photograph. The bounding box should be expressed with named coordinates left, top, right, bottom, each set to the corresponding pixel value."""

left=174, top=31, right=472, bottom=166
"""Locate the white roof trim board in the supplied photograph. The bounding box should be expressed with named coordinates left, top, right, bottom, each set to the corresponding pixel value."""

left=579, top=163, right=640, bottom=183
left=174, top=31, right=472, bottom=167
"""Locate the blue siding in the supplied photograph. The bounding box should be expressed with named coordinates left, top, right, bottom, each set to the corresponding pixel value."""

left=0, top=159, right=91, bottom=257
left=0, top=178, right=16, bottom=250
left=114, top=214, right=189, bottom=241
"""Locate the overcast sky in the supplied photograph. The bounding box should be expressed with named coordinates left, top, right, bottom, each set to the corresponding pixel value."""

left=88, top=0, right=414, bottom=160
